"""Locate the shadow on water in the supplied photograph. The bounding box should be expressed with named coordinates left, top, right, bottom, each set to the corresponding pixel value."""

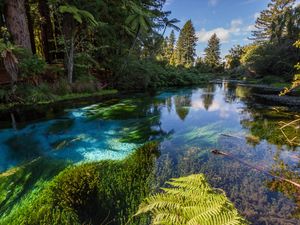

left=0, top=82, right=299, bottom=224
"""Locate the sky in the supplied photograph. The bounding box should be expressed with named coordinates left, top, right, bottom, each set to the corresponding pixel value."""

left=163, top=0, right=300, bottom=58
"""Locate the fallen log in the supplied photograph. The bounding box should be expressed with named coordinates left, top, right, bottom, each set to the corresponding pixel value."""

left=211, top=149, right=300, bottom=189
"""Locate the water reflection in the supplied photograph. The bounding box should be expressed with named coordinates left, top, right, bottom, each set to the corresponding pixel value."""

left=0, top=83, right=299, bottom=224
left=201, top=84, right=215, bottom=110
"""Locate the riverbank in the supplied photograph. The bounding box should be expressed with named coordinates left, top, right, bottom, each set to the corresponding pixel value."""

left=0, top=89, right=118, bottom=112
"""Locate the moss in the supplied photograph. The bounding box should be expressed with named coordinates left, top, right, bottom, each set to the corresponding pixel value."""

left=0, top=142, right=159, bottom=225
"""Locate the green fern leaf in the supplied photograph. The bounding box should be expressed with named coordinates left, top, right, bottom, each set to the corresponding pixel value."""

left=135, top=174, right=248, bottom=225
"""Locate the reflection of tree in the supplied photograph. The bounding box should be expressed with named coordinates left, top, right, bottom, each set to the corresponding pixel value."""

left=240, top=107, right=299, bottom=149
left=174, top=94, right=192, bottom=121
left=268, top=152, right=300, bottom=218
left=223, top=83, right=237, bottom=103
left=165, top=97, right=172, bottom=113
left=201, top=85, right=215, bottom=110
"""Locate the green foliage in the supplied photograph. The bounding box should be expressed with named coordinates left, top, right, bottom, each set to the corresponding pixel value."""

left=175, top=20, right=198, bottom=67
left=0, top=158, right=69, bottom=218
left=59, top=5, right=98, bottom=26
left=280, top=40, right=300, bottom=95
left=125, top=1, right=155, bottom=35
left=0, top=142, right=160, bottom=225
left=204, top=33, right=222, bottom=71
left=115, top=58, right=209, bottom=90
left=251, top=0, right=298, bottom=42
left=135, top=174, right=248, bottom=225
left=241, top=40, right=298, bottom=78
left=225, top=45, right=245, bottom=70
left=19, top=55, right=47, bottom=78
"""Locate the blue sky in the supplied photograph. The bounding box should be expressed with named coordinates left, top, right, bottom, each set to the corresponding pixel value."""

left=163, top=0, right=300, bottom=58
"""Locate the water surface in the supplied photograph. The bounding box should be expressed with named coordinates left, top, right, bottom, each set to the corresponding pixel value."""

left=0, top=82, right=299, bottom=224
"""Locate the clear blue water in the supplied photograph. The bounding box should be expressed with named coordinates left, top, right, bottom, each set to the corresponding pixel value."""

left=0, top=82, right=300, bottom=224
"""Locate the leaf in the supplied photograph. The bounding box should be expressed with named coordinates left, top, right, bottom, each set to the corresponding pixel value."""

left=135, top=174, right=248, bottom=225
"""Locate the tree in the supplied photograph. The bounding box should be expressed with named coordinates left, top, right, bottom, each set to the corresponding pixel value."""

left=38, top=0, right=55, bottom=63
left=225, top=45, right=245, bottom=70
left=4, top=0, right=32, bottom=52
left=125, top=1, right=154, bottom=56
left=280, top=40, right=300, bottom=95
left=175, top=20, right=197, bottom=67
left=160, top=17, right=180, bottom=37
left=204, top=33, right=221, bottom=70
left=251, top=0, right=297, bottom=42
left=159, top=30, right=176, bottom=63
left=58, top=4, right=98, bottom=84
left=166, top=30, right=176, bottom=62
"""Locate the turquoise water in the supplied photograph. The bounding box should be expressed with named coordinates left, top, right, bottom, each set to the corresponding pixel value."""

left=0, top=82, right=300, bottom=224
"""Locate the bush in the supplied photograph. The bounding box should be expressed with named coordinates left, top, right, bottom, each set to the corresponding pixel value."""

left=114, top=58, right=209, bottom=90
left=242, top=41, right=298, bottom=80
left=19, top=54, right=47, bottom=78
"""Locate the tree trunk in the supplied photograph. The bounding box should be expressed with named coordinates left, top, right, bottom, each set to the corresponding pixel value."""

left=67, top=36, right=74, bottom=84
left=25, top=0, right=36, bottom=54
left=62, top=14, right=75, bottom=83
left=4, top=0, right=32, bottom=52
left=38, top=0, right=55, bottom=63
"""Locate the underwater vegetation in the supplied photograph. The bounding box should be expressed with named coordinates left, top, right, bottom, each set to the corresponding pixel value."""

left=0, top=142, right=160, bottom=225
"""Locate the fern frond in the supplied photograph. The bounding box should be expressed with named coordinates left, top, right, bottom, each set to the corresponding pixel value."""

left=135, top=174, right=248, bottom=225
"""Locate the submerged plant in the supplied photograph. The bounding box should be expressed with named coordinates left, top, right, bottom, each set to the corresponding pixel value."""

left=135, top=174, right=247, bottom=225
left=0, top=142, right=160, bottom=225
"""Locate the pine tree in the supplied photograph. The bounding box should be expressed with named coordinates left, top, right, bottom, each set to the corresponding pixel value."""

left=175, top=20, right=197, bottom=67
left=166, top=30, right=176, bottom=63
left=204, top=33, right=221, bottom=70
left=251, top=0, right=296, bottom=42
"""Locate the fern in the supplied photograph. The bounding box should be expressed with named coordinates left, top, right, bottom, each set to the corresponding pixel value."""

left=135, top=174, right=248, bottom=225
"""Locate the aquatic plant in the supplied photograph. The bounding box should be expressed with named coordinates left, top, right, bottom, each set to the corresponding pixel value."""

left=0, top=142, right=159, bottom=225
left=0, top=158, right=68, bottom=216
left=135, top=174, right=248, bottom=225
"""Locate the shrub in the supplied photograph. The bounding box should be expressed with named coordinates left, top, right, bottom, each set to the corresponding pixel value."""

left=114, top=58, right=209, bottom=90
left=241, top=41, right=298, bottom=80
left=19, top=54, right=47, bottom=78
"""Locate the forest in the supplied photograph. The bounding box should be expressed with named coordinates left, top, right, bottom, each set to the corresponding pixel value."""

left=0, top=0, right=300, bottom=225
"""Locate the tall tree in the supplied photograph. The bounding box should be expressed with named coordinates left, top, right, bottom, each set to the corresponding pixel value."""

left=4, top=0, right=32, bottom=52
left=175, top=20, right=197, bottom=67
left=159, top=30, right=176, bottom=63
left=38, top=0, right=55, bottom=63
left=251, top=0, right=296, bottom=42
left=204, top=33, right=221, bottom=70
left=58, top=4, right=98, bottom=83
left=166, top=30, right=176, bottom=62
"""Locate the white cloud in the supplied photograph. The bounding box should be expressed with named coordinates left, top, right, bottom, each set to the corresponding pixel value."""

left=165, top=0, right=173, bottom=6
left=196, top=19, right=244, bottom=43
left=253, top=12, right=260, bottom=19
left=208, top=0, right=218, bottom=6
left=197, top=28, right=230, bottom=43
